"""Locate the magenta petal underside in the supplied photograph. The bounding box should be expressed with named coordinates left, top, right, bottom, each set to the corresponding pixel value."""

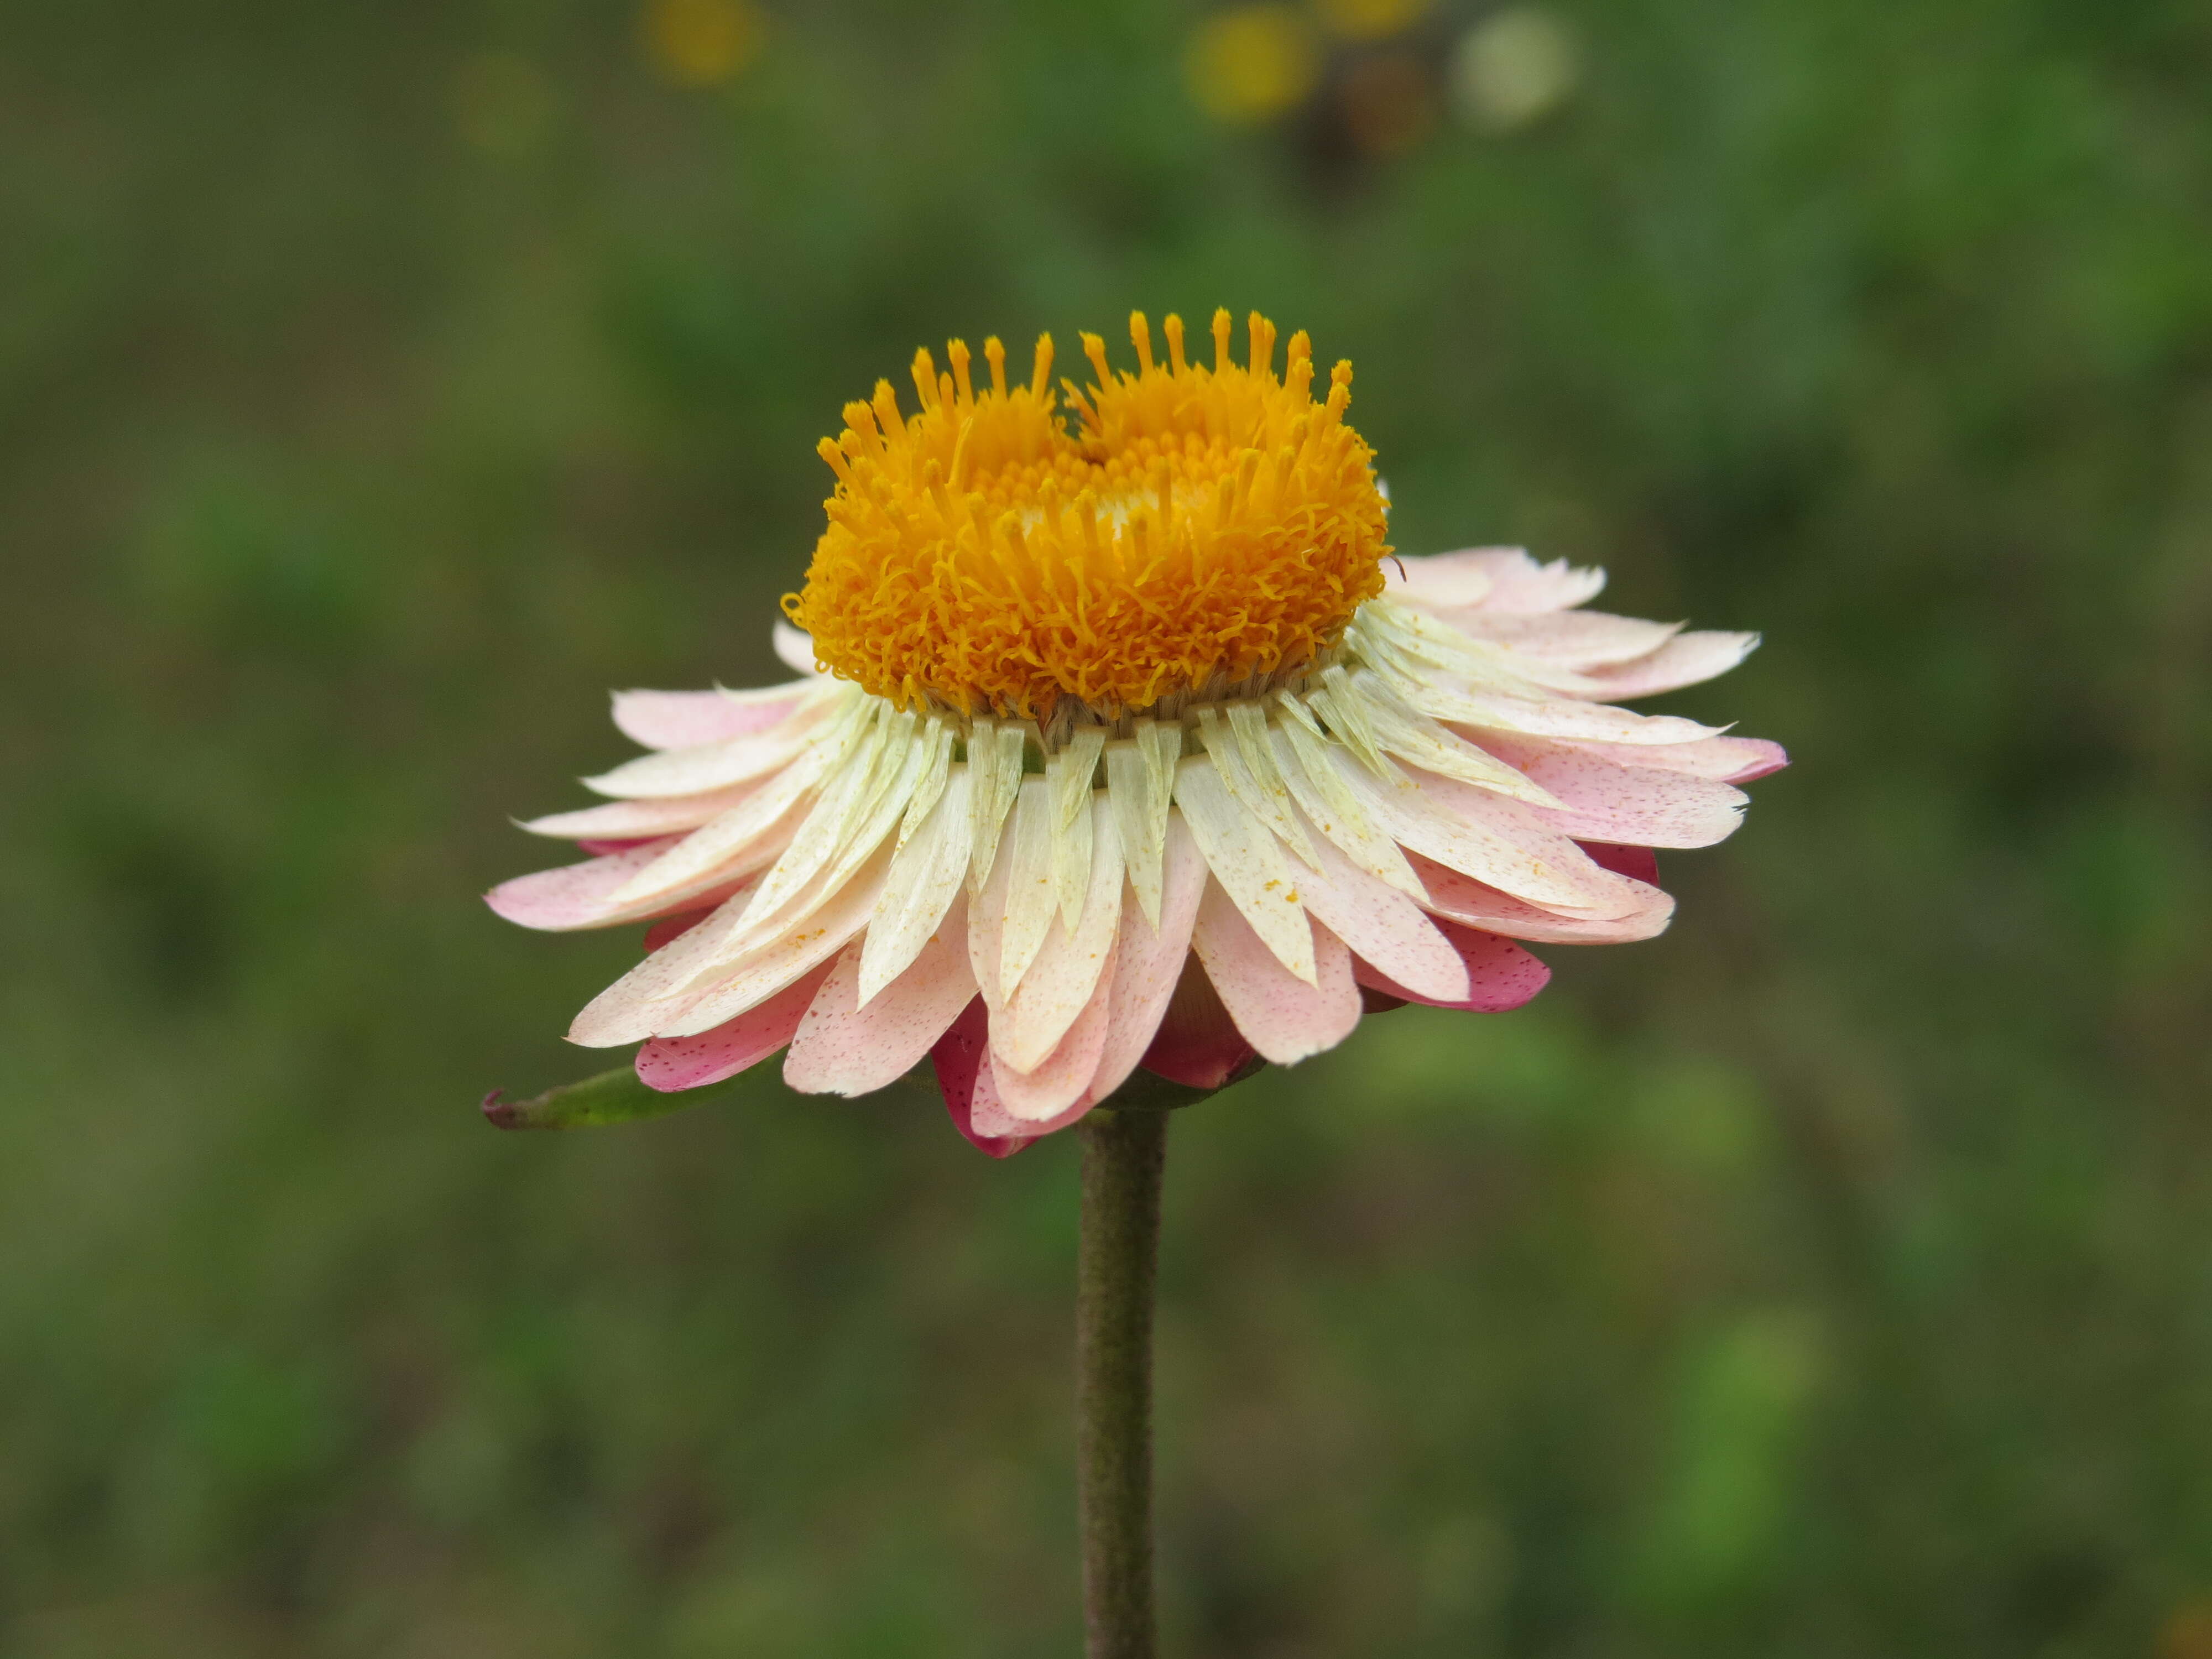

left=1351, top=923, right=1551, bottom=1012
left=1574, top=841, right=1660, bottom=886
left=931, top=998, right=1032, bottom=1159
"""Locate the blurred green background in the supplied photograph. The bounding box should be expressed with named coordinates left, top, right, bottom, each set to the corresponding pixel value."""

left=5, top=0, right=2211, bottom=1653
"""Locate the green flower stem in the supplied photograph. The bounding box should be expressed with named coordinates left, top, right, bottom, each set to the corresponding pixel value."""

left=1076, top=1107, right=1168, bottom=1659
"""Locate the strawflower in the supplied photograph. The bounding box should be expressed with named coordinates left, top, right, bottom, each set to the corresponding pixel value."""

left=489, top=310, right=1781, bottom=1150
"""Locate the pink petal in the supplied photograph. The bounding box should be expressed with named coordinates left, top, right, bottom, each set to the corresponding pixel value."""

left=521, top=781, right=768, bottom=843
left=1413, top=852, right=1673, bottom=945
left=989, top=956, right=1115, bottom=1121
left=1444, top=610, right=1683, bottom=667
left=1140, top=957, right=1257, bottom=1089
left=1190, top=883, right=1360, bottom=1066
left=1580, top=631, right=1757, bottom=698
left=485, top=838, right=683, bottom=931
left=1293, top=832, right=1470, bottom=1004
left=783, top=902, right=977, bottom=1095
left=931, top=999, right=1033, bottom=1159
left=1474, top=737, right=1747, bottom=849
left=578, top=837, right=653, bottom=856
left=1087, top=817, right=1210, bottom=1103
left=1352, top=922, right=1550, bottom=1011
left=1383, top=549, right=1501, bottom=607
left=1554, top=734, right=1787, bottom=782
left=1399, top=547, right=1606, bottom=613
left=611, top=687, right=812, bottom=750
left=633, top=958, right=837, bottom=1091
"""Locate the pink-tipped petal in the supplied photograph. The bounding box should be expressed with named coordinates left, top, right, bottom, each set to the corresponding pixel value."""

left=611, top=687, right=814, bottom=750
left=633, top=958, right=837, bottom=1091
left=1580, top=630, right=1758, bottom=698
left=1553, top=735, right=1786, bottom=782
left=1001, top=802, right=1124, bottom=1072
left=1383, top=549, right=1499, bottom=607
left=1190, top=883, right=1361, bottom=1066
left=989, top=957, right=1115, bottom=1121
left=932, top=999, right=1032, bottom=1159
left=1293, top=830, right=1470, bottom=1005
left=1401, top=547, right=1606, bottom=613
left=1444, top=610, right=1684, bottom=668
left=1474, top=737, right=1748, bottom=849
left=1352, top=924, right=1550, bottom=1012
left=521, top=781, right=766, bottom=842
left=484, top=838, right=682, bottom=931
left=1413, top=852, right=1674, bottom=945
left=1087, top=817, right=1209, bottom=1103
left=1722, top=739, right=1790, bottom=783
left=782, top=900, right=977, bottom=1096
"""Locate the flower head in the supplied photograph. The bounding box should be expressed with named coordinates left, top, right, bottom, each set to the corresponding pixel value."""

left=490, top=312, right=1784, bottom=1155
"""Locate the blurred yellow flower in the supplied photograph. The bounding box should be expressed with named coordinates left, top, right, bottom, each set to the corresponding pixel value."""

left=1313, top=0, right=1432, bottom=43
left=1451, top=7, right=1580, bottom=133
left=1185, top=5, right=1321, bottom=124
left=644, top=0, right=765, bottom=88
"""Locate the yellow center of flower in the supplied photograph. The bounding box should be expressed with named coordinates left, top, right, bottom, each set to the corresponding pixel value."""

left=783, top=309, right=1390, bottom=721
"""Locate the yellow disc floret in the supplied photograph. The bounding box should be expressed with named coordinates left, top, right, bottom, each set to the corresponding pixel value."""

left=783, top=309, right=1390, bottom=721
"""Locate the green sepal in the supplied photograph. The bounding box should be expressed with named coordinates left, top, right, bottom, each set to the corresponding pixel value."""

left=482, top=1066, right=716, bottom=1131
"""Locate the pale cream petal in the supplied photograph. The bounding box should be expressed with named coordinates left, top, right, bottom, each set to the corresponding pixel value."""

left=1001, top=799, right=1124, bottom=1071
left=783, top=902, right=977, bottom=1095
left=1269, top=721, right=1423, bottom=895
left=997, top=779, right=1059, bottom=1000
left=1196, top=705, right=1316, bottom=865
left=711, top=708, right=895, bottom=942
left=773, top=620, right=822, bottom=676
left=966, top=826, right=1016, bottom=1019
left=652, top=845, right=895, bottom=1039
left=1049, top=756, right=1097, bottom=931
left=1173, top=755, right=1316, bottom=984
left=601, top=751, right=827, bottom=909
left=858, top=767, right=974, bottom=1005
left=1105, top=738, right=1163, bottom=928
left=1345, top=670, right=1565, bottom=808
left=965, top=719, right=1027, bottom=898
left=1189, top=884, right=1359, bottom=1065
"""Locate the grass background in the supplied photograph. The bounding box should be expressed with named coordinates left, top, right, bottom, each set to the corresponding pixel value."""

left=4, top=0, right=2210, bottom=1653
